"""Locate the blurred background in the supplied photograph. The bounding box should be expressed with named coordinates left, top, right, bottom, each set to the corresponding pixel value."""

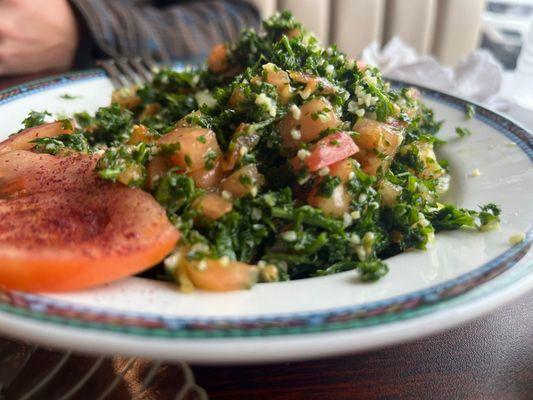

left=250, top=0, right=533, bottom=69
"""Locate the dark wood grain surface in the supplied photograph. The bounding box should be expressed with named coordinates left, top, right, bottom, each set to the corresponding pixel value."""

left=0, top=74, right=532, bottom=400
left=194, top=291, right=533, bottom=400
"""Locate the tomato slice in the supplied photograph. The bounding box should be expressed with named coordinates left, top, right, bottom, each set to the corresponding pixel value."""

left=0, top=121, right=73, bottom=155
left=0, top=151, right=180, bottom=292
left=292, top=131, right=359, bottom=172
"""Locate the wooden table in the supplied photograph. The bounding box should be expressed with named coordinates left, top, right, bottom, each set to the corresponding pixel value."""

left=195, top=294, right=533, bottom=400
left=0, top=74, right=532, bottom=400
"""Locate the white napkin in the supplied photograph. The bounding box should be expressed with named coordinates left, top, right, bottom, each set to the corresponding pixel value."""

left=360, top=37, right=511, bottom=111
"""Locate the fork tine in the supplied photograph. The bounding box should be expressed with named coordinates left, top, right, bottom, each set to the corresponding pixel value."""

left=130, top=58, right=153, bottom=83
left=98, top=60, right=129, bottom=89
left=94, top=357, right=136, bottom=400
left=116, top=59, right=144, bottom=87
left=186, top=386, right=209, bottom=400
left=99, top=58, right=157, bottom=88
left=142, top=57, right=160, bottom=75
left=137, top=359, right=162, bottom=394
left=156, top=50, right=172, bottom=70
left=17, top=351, right=72, bottom=400
left=57, top=356, right=105, bottom=400
left=0, top=342, right=36, bottom=392
left=174, top=361, right=208, bottom=400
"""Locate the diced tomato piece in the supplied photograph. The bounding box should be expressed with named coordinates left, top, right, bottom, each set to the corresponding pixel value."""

left=328, top=158, right=358, bottom=181
left=288, top=71, right=337, bottom=97
left=356, top=61, right=367, bottom=70
left=263, top=63, right=293, bottom=104
left=189, top=159, right=224, bottom=190
left=220, top=164, right=264, bottom=198
left=278, top=97, right=341, bottom=150
left=292, top=132, right=359, bottom=173
left=0, top=151, right=179, bottom=292
left=128, top=124, right=154, bottom=145
left=307, top=182, right=351, bottom=218
left=157, top=127, right=221, bottom=172
left=228, top=87, right=245, bottom=108
left=352, top=118, right=404, bottom=176
left=208, top=44, right=229, bottom=73
left=223, top=123, right=261, bottom=172
left=378, top=179, right=402, bottom=207
left=193, top=193, right=233, bottom=220
left=181, top=257, right=258, bottom=291
left=305, top=132, right=359, bottom=172
left=111, top=87, right=142, bottom=109
left=153, top=126, right=225, bottom=190
left=146, top=155, right=171, bottom=190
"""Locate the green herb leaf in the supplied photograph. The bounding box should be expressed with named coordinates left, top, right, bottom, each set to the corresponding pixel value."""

left=21, top=111, right=51, bottom=129
left=455, top=127, right=472, bottom=138
left=465, top=104, right=476, bottom=120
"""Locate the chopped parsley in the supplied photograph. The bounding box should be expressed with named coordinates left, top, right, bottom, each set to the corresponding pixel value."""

left=465, top=104, right=476, bottom=120
left=316, top=176, right=341, bottom=197
left=21, top=110, right=51, bottom=129
left=455, top=127, right=472, bottom=138
left=203, top=150, right=218, bottom=170
left=97, top=143, right=152, bottom=187
left=239, top=173, right=253, bottom=187
left=32, top=132, right=90, bottom=155
left=60, top=93, right=82, bottom=100
left=184, top=154, right=192, bottom=168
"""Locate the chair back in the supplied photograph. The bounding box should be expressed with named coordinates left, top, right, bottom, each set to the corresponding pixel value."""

left=250, top=0, right=486, bottom=65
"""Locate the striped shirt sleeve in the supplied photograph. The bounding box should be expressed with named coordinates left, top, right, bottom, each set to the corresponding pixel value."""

left=69, top=0, right=260, bottom=64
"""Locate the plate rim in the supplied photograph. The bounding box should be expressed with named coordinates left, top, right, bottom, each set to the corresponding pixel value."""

left=1, top=253, right=531, bottom=364
left=0, top=70, right=531, bottom=340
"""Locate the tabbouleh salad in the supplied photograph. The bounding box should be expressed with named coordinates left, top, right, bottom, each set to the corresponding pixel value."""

left=14, top=12, right=501, bottom=292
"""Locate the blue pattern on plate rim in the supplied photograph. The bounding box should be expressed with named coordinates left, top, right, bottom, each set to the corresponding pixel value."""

left=0, top=71, right=531, bottom=338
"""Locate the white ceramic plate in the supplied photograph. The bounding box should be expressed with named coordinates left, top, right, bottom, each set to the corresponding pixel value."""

left=0, top=71, right=531, bottom=364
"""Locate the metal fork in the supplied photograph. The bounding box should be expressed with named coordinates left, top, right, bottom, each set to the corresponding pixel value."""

left=0, top=338, right=208, bottom=399
left=97, top=57, right=161, bottom=89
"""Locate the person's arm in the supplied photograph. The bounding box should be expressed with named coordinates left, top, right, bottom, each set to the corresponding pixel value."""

left=0, top=0, right=79, bottom=76
left=0, top=0, right=259, bottom=76
left=70, top=0, right=260, bottom=65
